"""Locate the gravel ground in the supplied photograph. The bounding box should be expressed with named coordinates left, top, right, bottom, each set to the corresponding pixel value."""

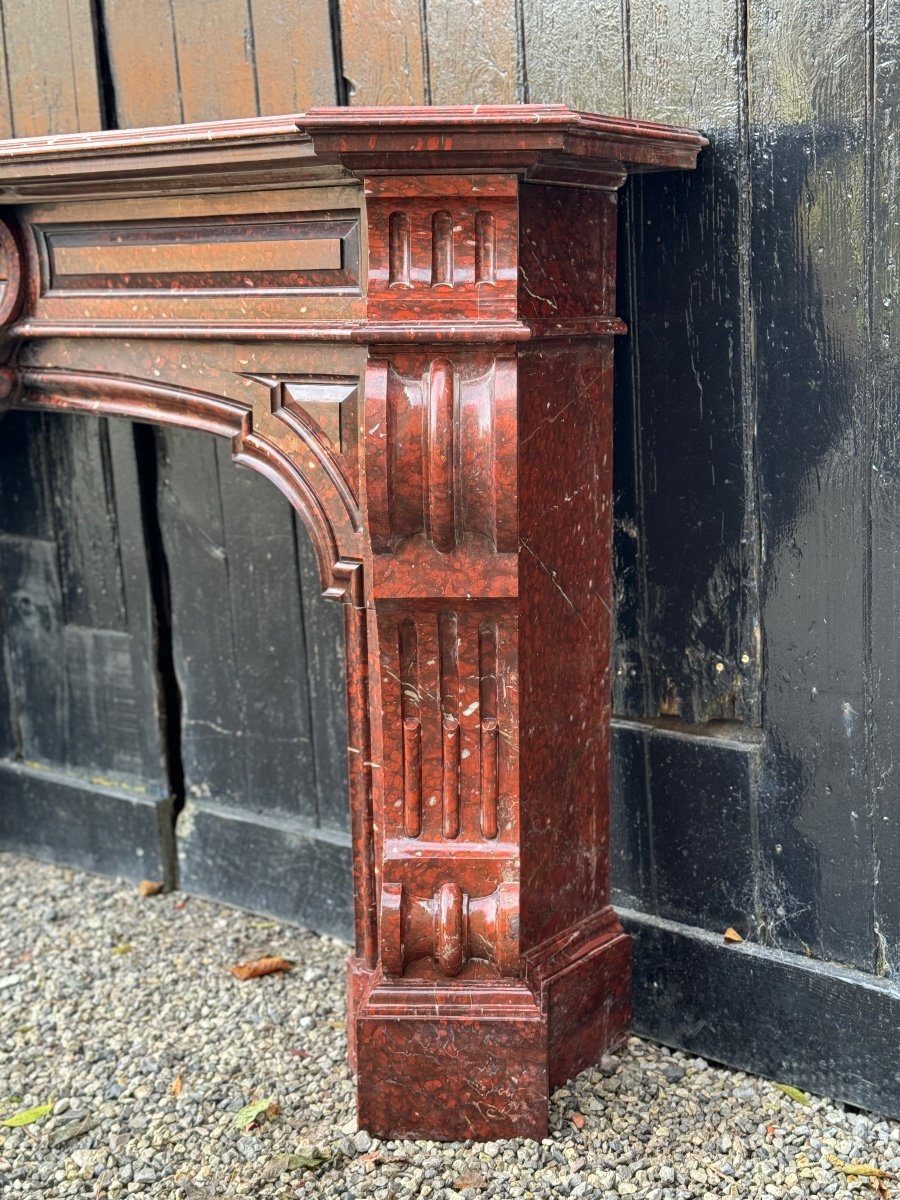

left=1, top=852, right=898, bottom=1199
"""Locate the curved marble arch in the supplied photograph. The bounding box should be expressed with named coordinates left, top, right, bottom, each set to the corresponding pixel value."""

left=0, top=105, right=705, bottom=1140
left=14, top=367, right=364, bottom=597
left=8, top=362, right=379, bottom=974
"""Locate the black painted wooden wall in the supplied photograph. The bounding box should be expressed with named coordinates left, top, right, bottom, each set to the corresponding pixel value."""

left=0, top=0, right=898, bottom=1118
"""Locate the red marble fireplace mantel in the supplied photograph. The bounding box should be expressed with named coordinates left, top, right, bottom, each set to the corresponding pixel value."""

left=0, top=106, right=705, bottom=1140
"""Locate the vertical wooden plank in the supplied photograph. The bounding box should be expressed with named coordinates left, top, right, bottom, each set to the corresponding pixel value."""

left=426, top=0, right=518, bottom=104
left=105, top=419, right=170, bottom=788
left=156, top=432, right=245, bottom=806
left=157, top=429, right=319, bottom=822
left=339, top=0, right=426, bottom=105
left=749, top=0, right=873, bottom=967
left=0, top=412, right=53, bottom=542
left=0, top=414, right=168, bottom=790
left=870, top=0, right=900, bottom=975
left=110, top=0, right=340, bottom=124
left=0, top=413, right=45, bottom=760
left=626, top=0, right=741, bottom=128
left=522, top=0, right=625, bottom=115
left=46, top=416, right=166, bottom=784
left=101, top=0, right=182, bottom=127
left=611, top=0, right=761, bottom=952
left=62, top=627, right=151, bottom=781
left=45, top=416, right=127, bottom=632
left=250, top=0, right=336, bottom=111
left=0, top=587, right=16, bottom=758
left=212, top=439, right=319, bottom=819
left=1, top=0, right=101, bottom=135
left=617, top=0, right=757, bottom=723
left=0, top=539, right=66, bottom=766
left=171, top=0, right=258, bottom=121
left=0, top=6, right=14, bottom=139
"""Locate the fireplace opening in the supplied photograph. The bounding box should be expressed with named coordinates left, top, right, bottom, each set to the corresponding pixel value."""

left=0, top=411, right=353, bottom=939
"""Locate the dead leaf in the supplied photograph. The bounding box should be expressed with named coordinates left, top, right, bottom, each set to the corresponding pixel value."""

left=1, top=1100, right=53, bottom=1127
left=111, top=944, right=132, bottom=956
left=288, top=1048, right=309, bottom=1059
left=138, top=880, right=164, bottom=898
left=234, top=1096, right=278, bottom=1130
left=454, top=1173, right=489, bottom=1190
left=229, top=956, right=293, bottom=981
left=828, top=1155, right=895, bottom=1180
left=773, top=1082, right=810, bottom=1105
left=723, top=927, right=743, bottom=943
left=172, top=1075, right=183, bottom=1098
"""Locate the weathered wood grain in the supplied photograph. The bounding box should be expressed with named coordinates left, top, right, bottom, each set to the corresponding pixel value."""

left=105, top=419, right=172, bottom=788
left=614, top=0, right=759, bottom=727
left=155, top=429, right=316, bottom=822
left=625, top=0, right=742, bottom=129
left=0, top=412, right=52, bottom=541
left=177, top=800, right=352, bottom=934
left=522, top=0, right=625, bottom=115
left=339, top=0, right=426, bottom=105
left=0, top=620, right=14, bottom=758
left=44, top=415, right=127, bottom=632
left=172, top=0, right=259, bottom=122
left=0, top=413, right=168, bottom=788
left=0, top=0, right=101, bottom=135
left=101, top=0, right=183, bottom=127
left=425, top=0, right=518, bottom=104
left=0, top=412, right=50, bottom=760
left=251, top=0, right=336, bottom=110
left=749, top=0, right=873, bottom=968
left=210, top=437, right=320, bottom=819
left=869, top=0, right=900, bottom=976
left=0, top=537, right=66, bottom=766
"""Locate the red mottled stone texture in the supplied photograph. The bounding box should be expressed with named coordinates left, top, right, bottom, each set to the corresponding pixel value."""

left=517, top=336, right=617, bottom=948
left=355, top=979, right=547, bottom=1141
left=0, top=106, right=705, bottom=1140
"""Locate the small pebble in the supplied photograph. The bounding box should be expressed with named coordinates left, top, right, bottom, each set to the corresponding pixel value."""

left=0, top=852, right=896, bottom=1199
